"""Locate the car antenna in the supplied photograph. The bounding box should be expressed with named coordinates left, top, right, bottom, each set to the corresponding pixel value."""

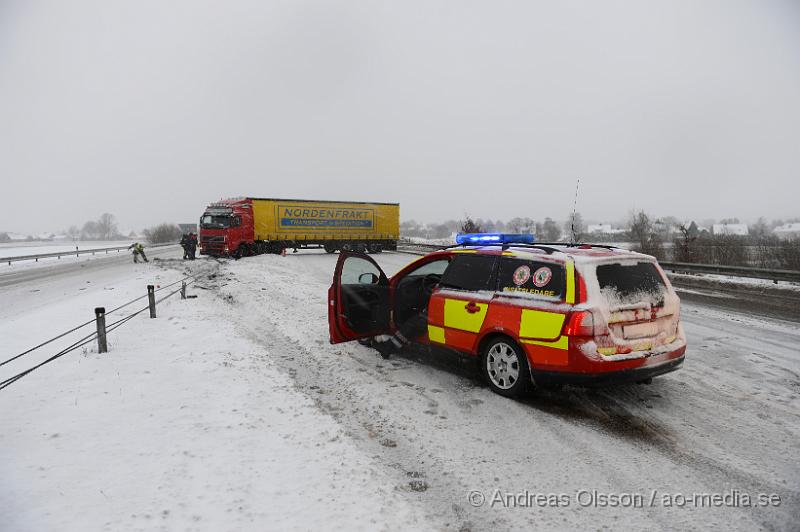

left=570, top=178, right=580, bottom=245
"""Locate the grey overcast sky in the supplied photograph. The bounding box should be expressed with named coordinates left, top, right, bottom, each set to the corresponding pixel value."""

left=1, top=0, right=799, bottom=234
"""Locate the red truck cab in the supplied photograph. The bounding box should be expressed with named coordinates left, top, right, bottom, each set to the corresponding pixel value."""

left=199, top=199, right=254, bottom=257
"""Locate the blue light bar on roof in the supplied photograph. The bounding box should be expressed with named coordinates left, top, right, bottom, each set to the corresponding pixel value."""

left=455, top=233, right=536, bottom=245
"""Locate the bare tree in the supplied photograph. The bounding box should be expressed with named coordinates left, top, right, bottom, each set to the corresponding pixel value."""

left=564, top=211, right=585, bottom=242
left=538, top=218, right=561, bottom=242
left=429, top=224, right=452, bottom=239
left=460, top=215, right=483, bottom=234
left=96, top=213, right=118, bottom=240
left=81, top=220, right=99, bottom=240
left=629, top=211, right=665, bottom=259
left=507, top=217, right=535, bottom=233
left=749, top=217, right=770, bottom=239
left=400, top=220, right=425, bottom=238
left=65, top=225, right=80, bottom=241
left=673, top=223, right=698, bottom=262
left=143, top=223, right=182, bottom=244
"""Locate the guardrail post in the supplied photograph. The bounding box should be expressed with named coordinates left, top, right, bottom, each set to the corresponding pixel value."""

left=95, top=307, right=108, bottom=353
left=181, top=281, right=187, bottom=300
left=147, top=285, right=156, bottom=318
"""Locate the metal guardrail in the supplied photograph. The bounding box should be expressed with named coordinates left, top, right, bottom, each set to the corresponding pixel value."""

left=4, top=242, right=179, bottom=265
left=658, top=261, right=800, bottom=284
left=396, top=243, right=800, bottom=283
left=0, top=274, right=197, bottom=391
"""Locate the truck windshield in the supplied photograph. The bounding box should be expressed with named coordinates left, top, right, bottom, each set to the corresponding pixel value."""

left=200, top=214, right=231, bottom=229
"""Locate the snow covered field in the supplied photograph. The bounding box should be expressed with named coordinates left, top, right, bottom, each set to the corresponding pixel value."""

left=1, top=251, right=798, bottom=530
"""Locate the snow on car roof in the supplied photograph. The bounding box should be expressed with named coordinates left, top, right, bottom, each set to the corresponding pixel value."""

left=455, top=244, right=654, bottom=264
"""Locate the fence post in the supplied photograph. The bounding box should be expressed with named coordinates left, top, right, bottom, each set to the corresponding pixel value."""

left=181, top=281, right=186, bottom=300
left=95, top=307, right=108, bottom=353
left=147, top=285, right=156, bottom=318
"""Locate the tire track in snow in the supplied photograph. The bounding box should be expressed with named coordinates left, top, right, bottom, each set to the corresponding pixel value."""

left=163, top=253, right=800, bottom=531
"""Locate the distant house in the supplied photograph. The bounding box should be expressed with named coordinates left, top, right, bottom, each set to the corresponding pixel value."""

left=587, top=224, right=612, bottom=234
left=6, top=232, right=30, bottom=241
left=587, top=223, right=625, bottom=234
left=712, top=223, right=748, bottom=236
left=774, top=223, right=800, bottom=239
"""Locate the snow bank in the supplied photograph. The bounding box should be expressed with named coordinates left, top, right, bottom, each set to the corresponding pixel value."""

left=0, top=267, right=431, bottom=531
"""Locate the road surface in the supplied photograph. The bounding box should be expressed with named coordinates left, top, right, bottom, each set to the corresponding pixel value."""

left=2, top=250, right=797, bottom=530
left=176, top=250, right=799, bottom=531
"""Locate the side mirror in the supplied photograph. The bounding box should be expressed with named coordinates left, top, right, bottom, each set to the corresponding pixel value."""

left=358, top=272, right=379, bottom=284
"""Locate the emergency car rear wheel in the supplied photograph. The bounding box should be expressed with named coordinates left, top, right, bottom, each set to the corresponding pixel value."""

left=481, top=338, right=530, bottom=397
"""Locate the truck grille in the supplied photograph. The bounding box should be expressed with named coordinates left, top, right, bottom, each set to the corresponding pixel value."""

left=201, top=235, right=225, bottom=254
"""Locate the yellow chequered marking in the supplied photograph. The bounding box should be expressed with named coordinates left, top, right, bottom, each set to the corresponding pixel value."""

left=443, top=299, right=488, bottom=333
left=565, top=259, right=575, bottom=304
left=518, top=310, right=566, bottom=340
left=428, top=325, right=446, bottom=344
left=520, top=336, right=569, bottom=351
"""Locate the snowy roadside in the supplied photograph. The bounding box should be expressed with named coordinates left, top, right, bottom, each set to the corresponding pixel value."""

left=0, top=264, right=436, bottom=531
left=668, top=271, right=800, bottom=292
left=667, top=271, right=800, bottom=322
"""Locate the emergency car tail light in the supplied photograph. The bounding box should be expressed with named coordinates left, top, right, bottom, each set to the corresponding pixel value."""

left=455, top=233, right=535, bottom=245
left=563, top=309, right=610, bottom=338
left=564, top=311, right=594, bottom=337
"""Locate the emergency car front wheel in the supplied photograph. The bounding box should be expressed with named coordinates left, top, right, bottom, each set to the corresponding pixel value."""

left=481, top=338, right=530, bottom=398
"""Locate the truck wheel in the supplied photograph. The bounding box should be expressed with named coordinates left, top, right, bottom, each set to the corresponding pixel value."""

left=354, top=243, right=367, bottom=253
left=481, top=337, right=530, bottom=398
left=324, top=243, right=337, bottom=254
left=341, top=243, right=353, bottom=252
left=367, top=243, right=381, bottom=254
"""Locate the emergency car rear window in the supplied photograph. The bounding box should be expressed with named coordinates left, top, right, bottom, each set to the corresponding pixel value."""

left=596, top=262, right=666, bottom=308
left=439, top=255, right=497, bottom=292
left=497, top=259, right=565, bottom=299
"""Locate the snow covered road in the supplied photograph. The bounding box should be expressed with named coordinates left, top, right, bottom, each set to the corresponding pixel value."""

left=190, top=251, right=800, bottom=530
left=2, top=251, right=798, bottom=531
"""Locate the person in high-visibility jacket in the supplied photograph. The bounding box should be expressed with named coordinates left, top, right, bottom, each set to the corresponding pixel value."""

left=128, top=242, right=149, bottom=263
left=180, top=234, right=190, bottom=260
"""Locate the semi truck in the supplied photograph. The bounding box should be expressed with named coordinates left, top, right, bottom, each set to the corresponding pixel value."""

left=199, top=197, right=400, bottom=257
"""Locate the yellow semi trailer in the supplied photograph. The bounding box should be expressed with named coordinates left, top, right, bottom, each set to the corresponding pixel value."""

left=199, top=197, right=400, bottom=256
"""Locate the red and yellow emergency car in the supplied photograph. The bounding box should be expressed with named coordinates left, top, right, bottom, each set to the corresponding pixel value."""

left=328, top=234, right=686, bottom=397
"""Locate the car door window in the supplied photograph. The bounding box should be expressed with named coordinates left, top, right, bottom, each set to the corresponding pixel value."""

left=341, top=256, right=383, bottom=285
left=497, top=258, right=565, bottom=299
left=439, top=255, right=497, bottom=292
left=404, top=258, right=451, bottom=278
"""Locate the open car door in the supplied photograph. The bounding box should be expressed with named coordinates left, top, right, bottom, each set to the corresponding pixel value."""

left=328, top=252, right=392, bottom=344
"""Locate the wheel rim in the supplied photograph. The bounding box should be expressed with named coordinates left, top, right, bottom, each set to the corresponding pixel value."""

left=486, top=342, right=520, bottom=390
